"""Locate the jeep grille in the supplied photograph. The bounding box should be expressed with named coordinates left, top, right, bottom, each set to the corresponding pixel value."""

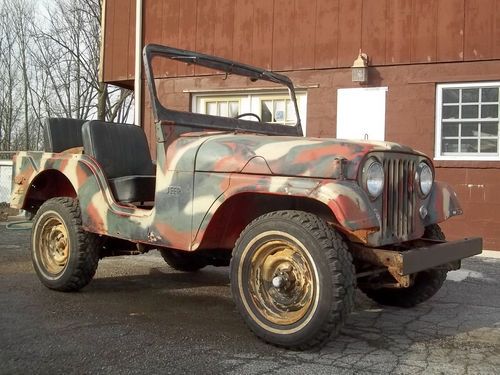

left=382, top=157, right=417, bottom=241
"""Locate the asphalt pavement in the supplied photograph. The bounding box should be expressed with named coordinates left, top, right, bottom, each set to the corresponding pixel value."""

left=0, top=223, right=499, bottom=374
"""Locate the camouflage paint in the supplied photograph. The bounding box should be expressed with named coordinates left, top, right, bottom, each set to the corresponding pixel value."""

left=11, top=127, right=463, bottom=251
left=425, top=181, right=463, bottom=225
left=195, top=134, right=419, bottom=179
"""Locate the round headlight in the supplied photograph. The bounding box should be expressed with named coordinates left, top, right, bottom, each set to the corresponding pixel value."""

left=364, top=160, right=384, bottom=198
left=416, top=162, right=433, bottom=197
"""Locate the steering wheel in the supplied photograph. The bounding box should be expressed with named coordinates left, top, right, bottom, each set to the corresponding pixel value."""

left=236, top=113, right=262, bottom=122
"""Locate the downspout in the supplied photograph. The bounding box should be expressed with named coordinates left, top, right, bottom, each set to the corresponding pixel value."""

left=98, top=0, right=106, bottom=84
left=97, top=0, right=107, bottom=121
left=134, top=0, right=143, bottom=126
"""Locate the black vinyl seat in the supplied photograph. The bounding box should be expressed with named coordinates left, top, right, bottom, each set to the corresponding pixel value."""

left=82, top=120, right=156, bottom=203
left=43, top=118, right=86, bottom=152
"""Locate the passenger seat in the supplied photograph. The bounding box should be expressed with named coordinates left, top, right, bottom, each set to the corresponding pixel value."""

left=82, top=120, right=156, bottom=203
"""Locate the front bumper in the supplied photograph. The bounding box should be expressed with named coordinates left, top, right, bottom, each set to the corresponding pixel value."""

left=351, top=237, right=483, bottom=286
left=397, top=237, right=482, bottom=275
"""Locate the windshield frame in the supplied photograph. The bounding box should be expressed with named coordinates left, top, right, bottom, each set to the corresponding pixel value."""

left=143, top=44, right=303, bottom=137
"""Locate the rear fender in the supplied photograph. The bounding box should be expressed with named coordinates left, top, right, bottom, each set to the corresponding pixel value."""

left=11, top=152, right=144, bottom=235
left=18, top=170, right=77, bottom=211
left=11, top=152, right=85, bottom=209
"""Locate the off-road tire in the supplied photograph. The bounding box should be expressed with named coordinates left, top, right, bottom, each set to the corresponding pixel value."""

left=360, top=224, right=448, bottom=308
left=423, top=224, right=446, bottom=241
left=159, top=249, right=207, bottom=272
left=31, top=197, right=100, bottom=292
left=230, top=210, right=355, bottom=350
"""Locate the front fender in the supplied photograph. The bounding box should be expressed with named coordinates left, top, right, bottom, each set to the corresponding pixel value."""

left=232, top=176, right=380, bottom=231
left=311, top=180, right=380, bottom=231
left=311, top=181, right=380, bottom=232
left=425, top=181, right=463, bottom=225
left=192, top=175, right=380, bottom=249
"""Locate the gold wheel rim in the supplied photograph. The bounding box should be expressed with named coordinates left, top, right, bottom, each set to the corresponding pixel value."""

left=249, top=239, right=315, bottom=326
left=39, top=215, right=70, bottom=275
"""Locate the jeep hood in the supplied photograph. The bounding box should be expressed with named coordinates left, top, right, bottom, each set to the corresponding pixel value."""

left=195, top=133, right=420, bottom=179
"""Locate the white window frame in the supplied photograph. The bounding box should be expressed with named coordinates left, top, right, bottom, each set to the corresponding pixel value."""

left=435, top=81, right=500, bottom=161
left=198, top=96, right=243, bottom=118
left=192, top=90, right=308, bottom=135
left=258, top=95, right=299, bottom=125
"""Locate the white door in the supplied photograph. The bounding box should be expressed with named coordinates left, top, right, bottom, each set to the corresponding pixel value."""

left=336, top=87, right=388, bottom=141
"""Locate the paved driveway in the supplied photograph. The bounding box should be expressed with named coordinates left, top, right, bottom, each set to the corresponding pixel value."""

left=0, top=224, right=498, bottom=374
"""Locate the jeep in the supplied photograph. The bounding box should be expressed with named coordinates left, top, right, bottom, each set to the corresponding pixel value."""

left=10, top=45, right=482, bottom=349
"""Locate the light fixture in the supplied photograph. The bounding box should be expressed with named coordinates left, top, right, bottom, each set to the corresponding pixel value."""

left=352, top=51, right=369, bottom=83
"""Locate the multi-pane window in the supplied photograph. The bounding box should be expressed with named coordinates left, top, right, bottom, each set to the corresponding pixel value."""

left=193, top=91, right=307, bottom=135
left=436, top=83, right=500, bottom=160
left=261, top=98, right=297, bottom=125
left=204, top=99, right=240, bottom=118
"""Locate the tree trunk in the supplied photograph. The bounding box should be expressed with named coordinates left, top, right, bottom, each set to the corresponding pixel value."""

left=97, top=82, right=108, bottom=121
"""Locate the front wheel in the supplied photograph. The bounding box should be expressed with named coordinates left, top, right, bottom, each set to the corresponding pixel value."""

left=230, top=211, right=355, bottom=350
left=31, top=198, right=101, bottom=292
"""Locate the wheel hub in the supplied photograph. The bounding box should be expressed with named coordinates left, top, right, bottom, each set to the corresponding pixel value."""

left=39, top=217, right=70, bottom=275
left=249, top=240, right=315, bottom=325
left=272, top=275, right=286, bottom=289
left=272, top=263, right=297, bottom=291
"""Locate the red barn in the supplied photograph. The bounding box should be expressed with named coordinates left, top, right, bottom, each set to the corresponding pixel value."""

left=100, top=0, right=500, bottom=249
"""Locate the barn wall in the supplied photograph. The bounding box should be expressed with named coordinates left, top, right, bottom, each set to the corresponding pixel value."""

left=102, top=0, right=500, bottom=82
left=102, top=0, right=500, bottom=249
left=142, top=59, right=500, bottom=249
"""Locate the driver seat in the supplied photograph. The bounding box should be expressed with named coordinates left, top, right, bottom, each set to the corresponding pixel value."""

left=82, top=120, right=156, bottom=203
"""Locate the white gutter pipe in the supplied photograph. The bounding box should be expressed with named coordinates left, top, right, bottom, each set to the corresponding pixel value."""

left=134, top=0, right=143, bottom=126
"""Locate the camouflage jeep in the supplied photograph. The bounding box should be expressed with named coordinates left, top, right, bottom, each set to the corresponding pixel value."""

left=11, top=44, right=482, bottom=350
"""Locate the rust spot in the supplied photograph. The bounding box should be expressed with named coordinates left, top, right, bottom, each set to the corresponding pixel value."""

left=15, top=176, right=27, bottom=185
left=339, top=227, right=378, bottom=244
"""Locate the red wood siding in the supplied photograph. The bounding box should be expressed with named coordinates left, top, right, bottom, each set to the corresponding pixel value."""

left=293, top=0, right=317, bottom=70
left=337, top=0, right=362, bottom=67
left=102, top=0, right=135, bottom=83
left=178, top=0, right=197, bottom=77
left=232, top=0, right=254, bottom=66
left=252, top=0, right=274, bottom=69
left=272, top=0, right=294, bottom=71
left=314, top=0, right=339, bottom=68
left=437, top=0, right=465, bottom=61
left=102, top=0, right=500, bottom=82
left=214, top=0, right=235, bottom=60
left=464, top=0, right=499, bottom=60
left=362, top=0, right=387, bottom=66
left=385, top=0, right=412, bottom=64
left=411, top=0, right=438, bottom=63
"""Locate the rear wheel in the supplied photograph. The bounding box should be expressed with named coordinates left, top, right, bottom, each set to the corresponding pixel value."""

left=230, top=211, right=355, bottom=350
left=31, top=198, right=100, bottom=292
left=359, top=224, right=448, bottom=308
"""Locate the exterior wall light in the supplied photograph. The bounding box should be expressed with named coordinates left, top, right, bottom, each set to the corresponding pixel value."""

left=352, top=52, right=369, bottom=83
